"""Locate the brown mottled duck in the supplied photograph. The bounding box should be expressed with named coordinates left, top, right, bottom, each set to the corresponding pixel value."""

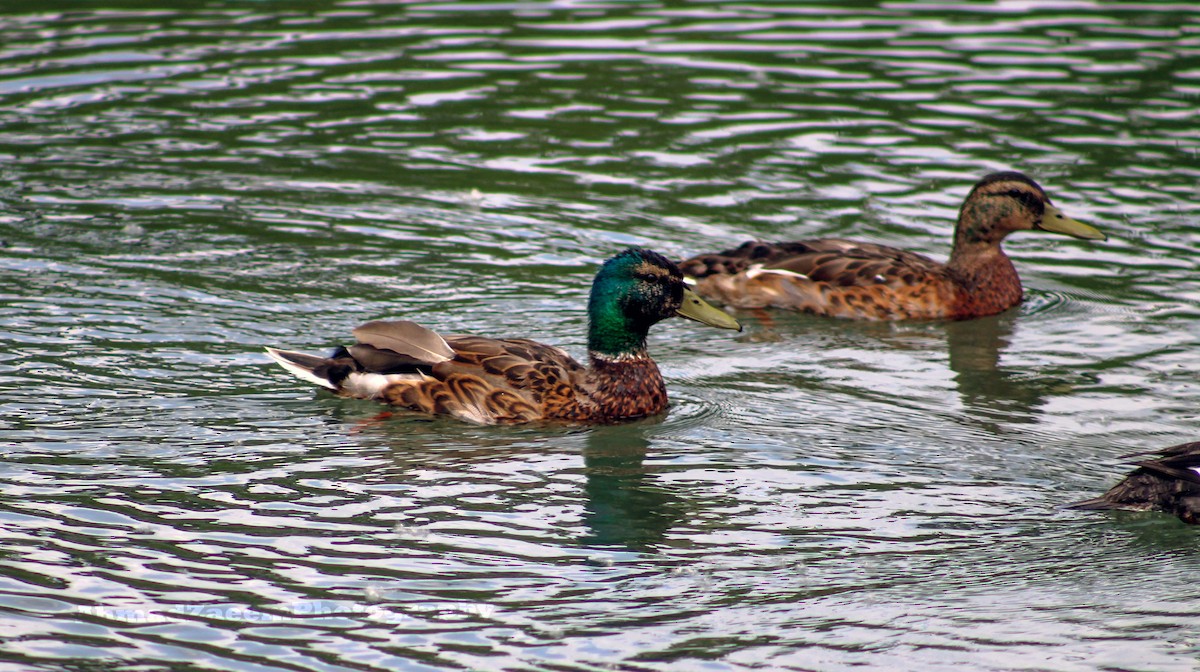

left=266, top=248, right=741, bottom=425
left=679, top=171, right=1106, bottom=321
left=1066, top=442, right=1200, bottom=525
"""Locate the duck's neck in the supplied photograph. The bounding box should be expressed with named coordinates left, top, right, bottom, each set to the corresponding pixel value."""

left=945, top=241, right=1023, bottom=315
left=583, top=287, right=669, bottom=419
left=943, top=198, right=1027, bottom=316
left=586, top=319, right=668, bottom=420
left=587, top=321, right=648, bottom=360
left=587, top=284, right=653, bottom=358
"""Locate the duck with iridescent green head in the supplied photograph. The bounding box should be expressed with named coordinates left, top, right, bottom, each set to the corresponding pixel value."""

left=266, top=248, right=741, bottom=425
left=679, top=172, right=1106, bottom=321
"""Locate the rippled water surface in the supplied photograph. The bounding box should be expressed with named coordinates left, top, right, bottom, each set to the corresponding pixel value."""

left=2, top=2, right=1200, bottom=670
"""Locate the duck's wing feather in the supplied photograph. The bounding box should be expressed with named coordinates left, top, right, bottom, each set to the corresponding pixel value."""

left=1124, top=441, right=1200, bottom=484
left=771, top=241, right=946, bottom=287
left=681, top=240, right=957, bottom=318
left=682, top=240, right=944, bottom=285
left=270, top=313, right=664, bottom=424
left=267, top=320, right=593, bottom=424
left=373, top=334, right=590, bottom=424
left=351, top=320, right=455, bottom=365
left=1066, top=473, right=1178, bottom=511
left=1067, top=441, right=1200, bottom=513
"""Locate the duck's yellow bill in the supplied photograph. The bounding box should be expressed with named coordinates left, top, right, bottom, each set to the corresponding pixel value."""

left=677, top=288, right=742, bottom=331
left=1038, top=203, right=1106, bottom=241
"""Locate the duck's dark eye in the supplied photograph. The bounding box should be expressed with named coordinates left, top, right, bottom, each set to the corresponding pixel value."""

left=1003, top=188, right=1042, bottom=211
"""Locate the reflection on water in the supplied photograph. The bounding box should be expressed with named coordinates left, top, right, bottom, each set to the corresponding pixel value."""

left=2, top=1, right=1200, bottom=670
left=581, top=424, right=682, bottom=550
left=944, top=310, right=1048, bottom=430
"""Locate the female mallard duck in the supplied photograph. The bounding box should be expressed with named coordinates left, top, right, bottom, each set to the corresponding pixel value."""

left=679, top=171, right=1106, bottom=320
left=266, top=248, right=741, bottom=425
left=1067, top=442, right=1200, bottom=525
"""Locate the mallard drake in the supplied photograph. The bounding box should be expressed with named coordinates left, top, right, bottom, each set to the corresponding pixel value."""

left=265, top=248, right=741, bottom=425
left=1066, top=442, right=1200, bottom=525
left=679, top=171, right=1106, bottom=320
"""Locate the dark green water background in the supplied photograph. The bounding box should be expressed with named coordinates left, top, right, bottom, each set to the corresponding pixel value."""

left=1, top=2, right=1199, bottom=670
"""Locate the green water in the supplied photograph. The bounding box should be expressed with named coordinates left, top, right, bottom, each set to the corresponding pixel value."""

left=2, top=2, right=1199, bottom=671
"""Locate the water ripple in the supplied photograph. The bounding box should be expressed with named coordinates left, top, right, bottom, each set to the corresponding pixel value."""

left=2, top=2, right=1200, bottom=671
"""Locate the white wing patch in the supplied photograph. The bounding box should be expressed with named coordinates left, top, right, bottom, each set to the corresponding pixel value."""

left=745, top=264, right=809, bottom=281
